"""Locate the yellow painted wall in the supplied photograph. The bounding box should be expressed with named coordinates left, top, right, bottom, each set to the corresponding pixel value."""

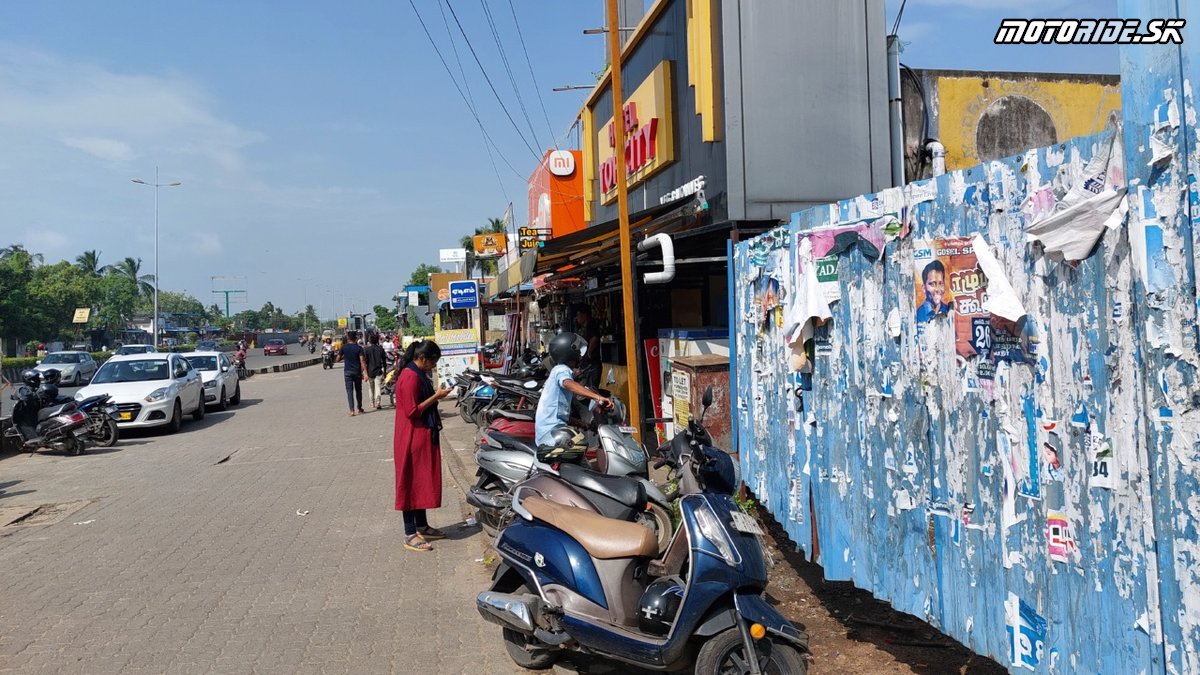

left=935, top=75, right=1121, bottom=169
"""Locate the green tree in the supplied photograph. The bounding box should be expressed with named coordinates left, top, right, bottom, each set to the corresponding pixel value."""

left=460, top=216, right=508, bottom=278
left=373, top=304, right=396, bottom=332
left=302, top=304, right=320, bottom=331
left=92, top=274, right=139, bottom=335
left=75, top=250, right=104, bottom=278
left=107, top=257, right=156, bottom=299
left=0, top=246, right=39, bottom=349
left=26, top=261, right=95, bottom=340
left=406, top=263, right=444, bottom=305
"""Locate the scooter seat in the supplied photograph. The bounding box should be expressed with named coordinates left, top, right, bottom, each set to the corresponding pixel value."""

left=522, top=495, right=658, bottom=560
left=486, top=409, right=536, bottom=423
left=485, top=431, right=539, bottom=456
left=557, top=463, right=646, bottom=509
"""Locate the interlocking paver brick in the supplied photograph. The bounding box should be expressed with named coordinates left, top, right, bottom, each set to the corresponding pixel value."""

left=0, top=366, right=531, bottom=674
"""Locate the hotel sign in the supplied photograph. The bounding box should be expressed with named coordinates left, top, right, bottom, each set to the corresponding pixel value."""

left=596, top=60, right=676, bottom=205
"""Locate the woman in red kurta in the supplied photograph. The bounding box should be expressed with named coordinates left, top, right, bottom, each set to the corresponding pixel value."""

left=393, top=339, right=452, bottom=552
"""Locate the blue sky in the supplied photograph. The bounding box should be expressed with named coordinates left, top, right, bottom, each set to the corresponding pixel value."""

left=0, top=0, right=1117, bottom=319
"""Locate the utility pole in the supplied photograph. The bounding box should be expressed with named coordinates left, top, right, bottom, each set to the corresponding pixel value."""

left=606, top=0, right=642, bottom=438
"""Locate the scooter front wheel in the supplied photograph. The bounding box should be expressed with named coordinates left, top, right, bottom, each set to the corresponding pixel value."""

left=695, top=627, right=807, bottom=675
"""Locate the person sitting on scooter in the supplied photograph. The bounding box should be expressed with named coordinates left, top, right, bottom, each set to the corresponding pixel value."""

left=535, top=332, right=612, bottom=448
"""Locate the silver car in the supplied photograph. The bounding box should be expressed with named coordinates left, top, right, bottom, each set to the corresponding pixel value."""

left=35, top=351, right=98, bottom=386
left=181, top=351, right=242, bottom=410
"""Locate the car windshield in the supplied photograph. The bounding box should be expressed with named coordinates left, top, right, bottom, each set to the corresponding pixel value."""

left=42, top=353, right=80, bottom=364
left=268, top=340, right=284, bottom=346
left=188, top=356, right=219, bottom=371
left=91, top=359, right=171, bottom=384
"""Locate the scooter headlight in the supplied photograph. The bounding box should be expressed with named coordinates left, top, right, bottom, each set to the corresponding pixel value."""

left=694, top=505, right=740, bottom=567
left=145, top=388, right=169, bottom=402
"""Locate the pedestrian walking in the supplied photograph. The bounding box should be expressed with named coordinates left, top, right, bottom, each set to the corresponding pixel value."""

left=364, top=333, right=388, bottom=410
left=337, top=331, right=369, bottom=416
left=393, top=339, right=452, bottom=552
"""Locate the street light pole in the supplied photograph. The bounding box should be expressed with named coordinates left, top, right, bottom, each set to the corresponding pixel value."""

left=132, top=167, right=182, bottom=349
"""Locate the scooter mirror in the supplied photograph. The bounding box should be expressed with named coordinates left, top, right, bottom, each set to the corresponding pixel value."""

left=702, top=385, right=714, bottom=409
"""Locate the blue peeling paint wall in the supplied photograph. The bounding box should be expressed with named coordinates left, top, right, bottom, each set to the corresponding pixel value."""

left=734, top=3, right=1200, bottom=670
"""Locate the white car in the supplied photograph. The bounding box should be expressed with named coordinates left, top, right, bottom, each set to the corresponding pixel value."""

left=75, top=353, right=205, bottom=433
left=181, top=351, right=241, bottom=411
left=35, top=351, right=99, bottom=386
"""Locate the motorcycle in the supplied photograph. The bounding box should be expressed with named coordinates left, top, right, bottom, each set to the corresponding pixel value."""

left=309, top=341, right=316, bottom=354
left=322, top=349, right=335, bottom=370
left=74, top=393, right=120, bottom=448
left=477, top=386, right=809, bottom=673
left=482, top=339, right=504, bottom=370
left=5, top=386, right=90, bottom=455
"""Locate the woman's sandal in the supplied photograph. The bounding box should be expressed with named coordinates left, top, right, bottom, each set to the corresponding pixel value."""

left=404, top=534, right=433, bottom=552
left=417, top=526, right=447, bottom=541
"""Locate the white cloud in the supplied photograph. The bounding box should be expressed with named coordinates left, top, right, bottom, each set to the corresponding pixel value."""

left=23, top=229, right=69, bottom=252
left=59, top=136, right=134, bottom=162
left=0, top=43, right=264, bottom=173
left=191, top=233, right=222, bottom=254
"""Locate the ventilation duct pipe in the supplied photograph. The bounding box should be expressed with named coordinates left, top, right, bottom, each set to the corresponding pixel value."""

left=638, top=233, right=675, bottom=284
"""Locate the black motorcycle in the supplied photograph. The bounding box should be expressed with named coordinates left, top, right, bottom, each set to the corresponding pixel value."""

left=75, top=393, right=120, bottom=448
left=5, top=386, right=90, bottom=455
left=322, top=349, right=335, bottom=370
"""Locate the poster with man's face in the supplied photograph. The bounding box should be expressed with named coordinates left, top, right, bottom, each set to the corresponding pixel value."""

left=913, top=237, right=987, bottom=358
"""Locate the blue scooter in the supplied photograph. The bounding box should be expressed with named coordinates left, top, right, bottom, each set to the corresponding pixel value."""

left=478, top=386, right=809, bottom=674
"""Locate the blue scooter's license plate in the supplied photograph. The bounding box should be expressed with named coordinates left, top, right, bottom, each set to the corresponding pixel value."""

left=730, top=509, right=764, bottom=535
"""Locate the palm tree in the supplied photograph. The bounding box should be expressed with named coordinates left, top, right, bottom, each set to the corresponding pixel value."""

left=107, top=256, right=156, bottom=298
left=460, top=216, right=509, bottom=278
left=75, top=250, right=103, bottom=277
left=0, top=244, right=44, bottom=266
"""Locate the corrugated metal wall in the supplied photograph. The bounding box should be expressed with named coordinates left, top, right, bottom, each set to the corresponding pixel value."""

left=733, top=3, right=1200, bottom=666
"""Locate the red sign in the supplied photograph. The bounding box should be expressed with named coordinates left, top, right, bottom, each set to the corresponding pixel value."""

left=644, top=338, right=664, bottom=440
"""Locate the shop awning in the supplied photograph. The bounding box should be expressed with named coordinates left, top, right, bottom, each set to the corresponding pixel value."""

left=484, top=249, right=539, bottom=300
left=534, top=195, right=702, bottom=278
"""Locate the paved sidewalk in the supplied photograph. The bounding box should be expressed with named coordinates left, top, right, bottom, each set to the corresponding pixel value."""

left=0, top=367, right=525, bottom=675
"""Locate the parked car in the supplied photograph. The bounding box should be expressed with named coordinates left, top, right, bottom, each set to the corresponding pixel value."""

left=181, top=351, right=241, bottom=410
left=195, top=340, right=221, bottom=352
left=114, top=344, right=157, bottom=356
left=74, top=353, right=205, bottom=433
left=263, top=339, right=288, bottom=356
left=34, top=351, right=98, bottom=386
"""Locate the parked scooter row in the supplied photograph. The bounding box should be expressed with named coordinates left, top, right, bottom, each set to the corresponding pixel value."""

left=476, top=387, right=810, bottom=673
left=4, top=368, right=121, bottom=455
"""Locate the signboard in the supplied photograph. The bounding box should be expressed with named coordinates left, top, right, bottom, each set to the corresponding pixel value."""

left=596, top=60, right=676, bottom=205
left=338, top=317, right=348, bottom=328
left=72, top=308, right=91, bottom=324
left=527, top=149, right=584, bottom=243
left=430, top=272, right=465, bottom=305
left=435, top=328, right=480, bottom=395
left=671, top=369, right=691, bottom=428
left=439, top=248, right=467, bottom=264
left=472, top=233, right=507, bottom=258
left=449, top=280, right=479, bottom=309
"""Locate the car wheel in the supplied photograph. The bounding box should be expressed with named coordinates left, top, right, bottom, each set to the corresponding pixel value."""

left=216, top=387, right=228, bottom=411
left=230, top=383, right=241, bottom=406
left=193, top=396, right=206, bottom=421
left=166, top=400, right=182, bottom=434
left=72, top=372, right=82, bottom=386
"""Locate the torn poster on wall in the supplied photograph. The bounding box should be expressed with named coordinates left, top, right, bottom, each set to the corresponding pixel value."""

left=1006, top=593, right=1047, bottom=671
left=1087, top=433, right=1117, bottom=489
left=914, top=236, right=1035, bottom=380
left=1046, top=512, right=1076, bottom=563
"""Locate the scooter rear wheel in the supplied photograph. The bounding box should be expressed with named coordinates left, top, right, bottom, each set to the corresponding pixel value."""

left=695, top=627, right=807, bottom=675
left=502, top=625, right=557, bottom=669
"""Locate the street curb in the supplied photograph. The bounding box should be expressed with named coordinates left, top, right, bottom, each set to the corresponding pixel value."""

left=250, top=356, right=322, bottom=375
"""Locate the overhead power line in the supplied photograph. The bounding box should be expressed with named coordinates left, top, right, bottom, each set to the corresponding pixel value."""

left=479, top=0, right=544, bottom=152
left=505, top=0, right=558, bottom=150
left=444, top=0, right=541, bottom=161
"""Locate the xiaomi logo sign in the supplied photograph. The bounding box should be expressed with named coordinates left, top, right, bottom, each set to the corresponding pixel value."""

left=548, top=150, right=575, bottom=177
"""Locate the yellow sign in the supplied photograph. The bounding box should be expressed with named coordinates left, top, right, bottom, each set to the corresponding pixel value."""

left=596, top=60, right=675, bottom=205
left=472, top=233, right=507, bottom=258
left=72, top=307, right=91, bottom=324
left=338, top=317, right=348, bottom=328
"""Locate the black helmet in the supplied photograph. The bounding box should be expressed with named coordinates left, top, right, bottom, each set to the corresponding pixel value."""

left=41, top=369, right=61, bottom=385
left=21, top=369, right=42, bottom=388
left=637, top=575, right=685, bottom=634
left=547, top=332, right=586, bottom=368
left=537, top=427, right=587, bottom=463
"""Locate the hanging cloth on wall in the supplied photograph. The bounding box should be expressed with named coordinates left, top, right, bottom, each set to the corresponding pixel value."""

left=784, top=237, right=832, bottom=349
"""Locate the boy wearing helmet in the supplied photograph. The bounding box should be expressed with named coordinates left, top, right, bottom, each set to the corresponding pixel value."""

left=535, top=331, right=613, bottom=447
